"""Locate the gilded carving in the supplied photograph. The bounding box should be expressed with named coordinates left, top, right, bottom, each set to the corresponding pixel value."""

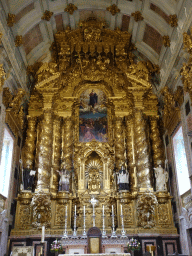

left=125, top=115, right=137, bottom=190
left=55, top=205, right=65, bottom=225
left=150, top=116, right=164, bottom=167
left=137, top=192, right=157, bottom=228
left=0, top=64, right=6, bottom=92
left=106, top=4, right=120, bottom=16
left=157, top=204, right=170, bottom=225
left=168, top=14, right=178, bottom=27
left=41, top=10, right=53, bottom=21
left=15, top=35, right=23, bottom=47
left=135, top=110, right=152, bottom=189
left=36, top=110, right=53, bottom=191
left=18, top=205, right=31, bottom=228
left=2, top=88, right=12, bottom=108
left=64, top=3, right=78, bottom=15
left=114, top=117, right=125, bottom=169
left=7, top=13, right=15, bottom=27
left=0, top=32, right=2, bottom=44
left=22, top=116, right=37, bottom=169
left=131, top=11, right=144, bottom=22
left=163, top=35, right=170, bottom=47
left=31, top=193, right=51, bottom=228
left=10, top=18, right=177, bottom=237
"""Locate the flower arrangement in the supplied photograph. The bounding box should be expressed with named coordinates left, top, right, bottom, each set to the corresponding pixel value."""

left=50, top=239, right=63, bottom=253
left=127, top=238, right=141, bottom=252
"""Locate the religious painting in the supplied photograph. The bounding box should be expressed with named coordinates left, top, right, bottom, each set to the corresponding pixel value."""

left=79, top=89, right=107, bottom=142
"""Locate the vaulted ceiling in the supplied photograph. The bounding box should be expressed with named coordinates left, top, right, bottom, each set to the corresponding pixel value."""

left=0, top=0, right=192, bottom=95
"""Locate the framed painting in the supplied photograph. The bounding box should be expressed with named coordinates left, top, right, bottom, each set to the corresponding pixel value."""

left=79, top=88, right=107, bottom=142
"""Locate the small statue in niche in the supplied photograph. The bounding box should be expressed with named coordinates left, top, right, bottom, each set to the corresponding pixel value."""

left=57, top=166, right=70, bottom=192
left=88, top=169, right=101, bottom=192
left=117, top=165, right=129, bottom=191
left=154, top=160, right=168, bottom=192
left=19, top=159, right=36, bottom=191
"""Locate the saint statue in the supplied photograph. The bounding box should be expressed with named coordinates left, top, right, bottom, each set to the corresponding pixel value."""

left=19, top=159, right=36, bottom=191
left=89, top=89, right=98, bottom=109
left=57, top=167, right=70, bottom=192
left=117, top=165, right=129, bottom=191
left=154, top=161, right=168, bottom=192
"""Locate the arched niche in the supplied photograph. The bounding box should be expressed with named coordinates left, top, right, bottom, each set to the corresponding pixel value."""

left=74, top=141, right=114, bottom=194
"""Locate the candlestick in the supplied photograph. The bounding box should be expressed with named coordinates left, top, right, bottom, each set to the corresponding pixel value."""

left=62, top=204, right=68, bottom=239
left=41, top=226, right=45, bottom=243
left=72, top=205, right=77, bottom=238
left=111, top=205, right=117, bottom=238
left=102, top=205, right=107, bottom=238
left=120, top=204, right=127, bottom=238
left=82, top=206, right=87, bottom=238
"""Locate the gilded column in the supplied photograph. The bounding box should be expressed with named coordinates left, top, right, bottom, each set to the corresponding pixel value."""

left=36, top=110, right=53, bottom=191
left=62, top=117, right=73, bottom=170
left=50, top=116, right=62, bottom=194
left=150, top=116, right=164, bottom=167
left=23, top=116, right=37, bottom=169
left=134, top=110, right=152, bottom=190
left=125, top=115, right=137, bottom=191
left=114, top=117, right=125, bottom=169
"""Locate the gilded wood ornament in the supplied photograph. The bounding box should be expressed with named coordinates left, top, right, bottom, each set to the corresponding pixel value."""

left=134, top=110, right=152, bottom=190
left=106, top=4, right=120, bottom=16
left=131, top=11, right=144, bottom=22
left=168, top=14, right=178, bottom=27
left=64, top=3, right=78, bottom=15
left=41, top=10, right=53, bottom=21
left=22, top=116, right=37, bottom=169
left=7, top=13, right=15, bottom=27
left=0, top=32, right=2, bottom=44
left=15, top=35, right=23, bottom=47
left=163, top=35, right=170, bottom=47
left=150, top=116, right=165, bottom=168
left=11, top=17, right=177, bottom=237
left=0, top=64, right=6, bottom=92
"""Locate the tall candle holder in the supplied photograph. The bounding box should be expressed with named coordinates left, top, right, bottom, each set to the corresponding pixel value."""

left=111, top=205, right=117, bottom=238
left=62, top=205, right=68, bottom=239
left=102, top=205, right=107, bottom=238
left=81, top=206, right=87, bottom=239
left=120, top=204, right=127, bottom=238
left=72, top=205, right=77, bottom=238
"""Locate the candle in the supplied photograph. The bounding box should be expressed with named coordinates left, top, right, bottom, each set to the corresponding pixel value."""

left=66, top=205, right=68, bottom=216
left=75, top=205, right=76, bottom=216
left=84, top=205, right=85, bottom=216
left=121, top=204, right=123, bottom=215
left=103, top=205, right=104, bottom=216
left=41, top=225, right=45, bottom=243
left=112, top=205, right=114, bottom=215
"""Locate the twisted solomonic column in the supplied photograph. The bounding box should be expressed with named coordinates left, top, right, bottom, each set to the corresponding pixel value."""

left=23, top=116, right=37, bottom=169
left=150, top=116, right=165, bottom=167
left=114, top=117, right=125, bottom=170
left=134, top=110, right=152, bottom=190
left=36, top=110, right=53, bottom=191
left=125, top=115, right=137, bottom=191
left=62, top=117, right=73, bottom=171
left=50, top=116, right=62, bottom=193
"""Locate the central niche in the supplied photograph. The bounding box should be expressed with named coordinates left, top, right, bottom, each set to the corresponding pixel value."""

left=79, top=88, right=107, bottom=142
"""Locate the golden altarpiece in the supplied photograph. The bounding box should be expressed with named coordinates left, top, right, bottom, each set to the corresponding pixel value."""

left=9, top=18, right=177, bottom=241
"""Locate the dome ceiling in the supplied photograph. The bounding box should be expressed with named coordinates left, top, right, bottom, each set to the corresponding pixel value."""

left=0, top=0, right=192, bottom=94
